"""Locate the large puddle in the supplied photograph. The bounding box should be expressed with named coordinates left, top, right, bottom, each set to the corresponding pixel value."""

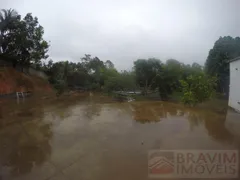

left=0, top=96, right=240, bottom=180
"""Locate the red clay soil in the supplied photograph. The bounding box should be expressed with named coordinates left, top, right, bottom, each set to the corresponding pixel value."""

left=0, top=67, right=52, bottom=94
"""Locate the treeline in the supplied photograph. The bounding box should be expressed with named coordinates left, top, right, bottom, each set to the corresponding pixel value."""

left=39, top=55, right=216, bottom=105
left=40, top=54, right=136, bottom=95
left=1, top=9, right=240, bottom=105
left=39, top=35, right=240, bottom=104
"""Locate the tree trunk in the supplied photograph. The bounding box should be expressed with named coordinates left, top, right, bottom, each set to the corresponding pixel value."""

left=144, top=79, right=148, bottom=95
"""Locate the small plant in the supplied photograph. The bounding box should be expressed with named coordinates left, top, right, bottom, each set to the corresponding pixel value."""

left=180, top=73, right=217, bottom=106
left=54, top=80, right=66, bottom=96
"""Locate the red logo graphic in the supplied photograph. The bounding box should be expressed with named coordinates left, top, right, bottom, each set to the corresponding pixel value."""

left=149, top=152, right=174, bottom=176
left=149, top=156, right=174, bottom=174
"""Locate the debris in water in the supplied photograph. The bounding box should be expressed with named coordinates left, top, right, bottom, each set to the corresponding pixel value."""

left=127, top=97, right=135, bottom=102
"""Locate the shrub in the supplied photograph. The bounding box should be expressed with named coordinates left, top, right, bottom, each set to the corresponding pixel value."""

left=180, top=73, right=217, bottom=106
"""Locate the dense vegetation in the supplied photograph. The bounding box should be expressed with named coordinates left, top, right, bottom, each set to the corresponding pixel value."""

left=0, top=9, right=49, bottom=66
left=1, top=9, right=239, bottom=105
left=40, top=55, right=217, bottom=104
left=205, top=36, right=240, bottom=94
left=40, top=55, right=137, bottom=95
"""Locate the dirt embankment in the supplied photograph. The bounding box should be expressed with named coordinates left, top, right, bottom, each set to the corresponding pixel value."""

left=0, top=67, right=52, bottom=95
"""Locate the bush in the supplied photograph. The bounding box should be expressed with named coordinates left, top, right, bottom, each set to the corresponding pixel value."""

left=104, top=72, right=136, bottom=93
left=54, top=80, right=66, bottom=96
left=180, top=73, right=217, bottom=106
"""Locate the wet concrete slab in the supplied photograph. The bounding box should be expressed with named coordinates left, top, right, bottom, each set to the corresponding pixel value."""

left=1, top=96, right=240, bottom=180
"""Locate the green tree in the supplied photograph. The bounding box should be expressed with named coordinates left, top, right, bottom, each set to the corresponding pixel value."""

left=163, top=59, right=183, bottom=91
left=0, top=9, right=49, bottom=66
left=0, top=9, right=19, bottom=53
left=192, top=62, right=202, bottom=71
left=205, top=36, right=240, bottom=93
left=101, top=67, right=118, bottom=81
left=42, top=60, right=91, bottom=92
left=104, top=71, right=136, bottom=93
left=104, top=60, right=114, bottom=69
left=134, top=58, right=162, bottom=95
left=80, top=54, right=106, bottom=89
left=43, top=55, right=119, bottom=93
left=152, top=59, right=185, bottom=99
left=180, top=73, right=217, bottom=106
left=46, top=61, right=67, bottom=95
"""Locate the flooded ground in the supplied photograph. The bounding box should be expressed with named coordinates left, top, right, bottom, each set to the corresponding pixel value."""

left=0, top=95, right=240, bottom=180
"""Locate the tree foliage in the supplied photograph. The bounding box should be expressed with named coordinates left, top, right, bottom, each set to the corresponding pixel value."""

left=0, top=9, right=49, bottom=65
left=133, top=58, right=205, bottom=100
left=104, top=71, right=136, bottom=92
left=205, top=36, right=240, bottom=93
left=134, top=58, right=162, bottom=95
left=41, top=55, right=218, bottom=103
left=180, top=74, right=217, bottom=106
left=42, top=55, right=137, bottom=93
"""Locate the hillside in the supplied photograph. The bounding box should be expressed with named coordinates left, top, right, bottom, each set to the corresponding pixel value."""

left=0, top=67, right=52, bottom=95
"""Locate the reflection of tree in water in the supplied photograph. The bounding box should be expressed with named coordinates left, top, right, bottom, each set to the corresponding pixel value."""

left=164, top=105, right=178, bottom=116
left=83, top=103, right=102, bottom=120
left=188, top=111, right=204, bottom=131
left=204, top=113, right=233, bottom=142
left=52, top=102, right=78, bottom=119
left=132, top=104, right=165, bottom=123
left=130, top=101, right=234, bottom=143
left=131, top=103, right=189, bottom=124
left=0, top=103, right=53, bottom=178
left=187, top=110, right=233, bottom=142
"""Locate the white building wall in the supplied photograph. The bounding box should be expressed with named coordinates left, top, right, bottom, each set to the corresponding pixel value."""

left=229, top=60, right=240, bottom=112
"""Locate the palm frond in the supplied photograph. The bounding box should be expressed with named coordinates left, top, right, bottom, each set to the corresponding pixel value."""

left=0, top=9, right=18, bottom=21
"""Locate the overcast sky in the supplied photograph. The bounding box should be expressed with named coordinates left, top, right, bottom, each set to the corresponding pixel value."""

left=1, top=0, right=240, bottom=70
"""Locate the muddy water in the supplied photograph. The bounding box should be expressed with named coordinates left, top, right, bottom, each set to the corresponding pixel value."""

left=0, top=96, right=240, bottom=180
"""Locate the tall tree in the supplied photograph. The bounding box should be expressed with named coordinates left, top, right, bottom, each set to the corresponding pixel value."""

left=164, top=59, right=183, bottom=91
left=205, top=36, right=240, bottom=93
left=104, top=60, right=114, bottom=69
left=134, top=58, right=162, bottom=95
left=0, top=9, right=19, bottom=53
left=104, top=70, right=136, bottom=92
left=0, top=9, right=49, bottom=66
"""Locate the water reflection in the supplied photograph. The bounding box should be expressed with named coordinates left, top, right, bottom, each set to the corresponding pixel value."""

left=0, top=101, right=53, bottom=179
left=1, top=97, right=240, bottom=180
left=131, top=103, right=164, bottom=123
left=84, top=103, right=102, bottom=120
left=0, top=106, right=2, bottom=119
left=187, top=110, right=234, bottom=142
left=131, top=102, right=188, bottom=123
left=130, top=102, right=235, bottom=144
left=187, top=111, right=203, bottom=130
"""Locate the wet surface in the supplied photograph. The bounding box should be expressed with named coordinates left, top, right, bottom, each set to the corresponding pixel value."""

left=0, top=96, right=240, bottom=180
